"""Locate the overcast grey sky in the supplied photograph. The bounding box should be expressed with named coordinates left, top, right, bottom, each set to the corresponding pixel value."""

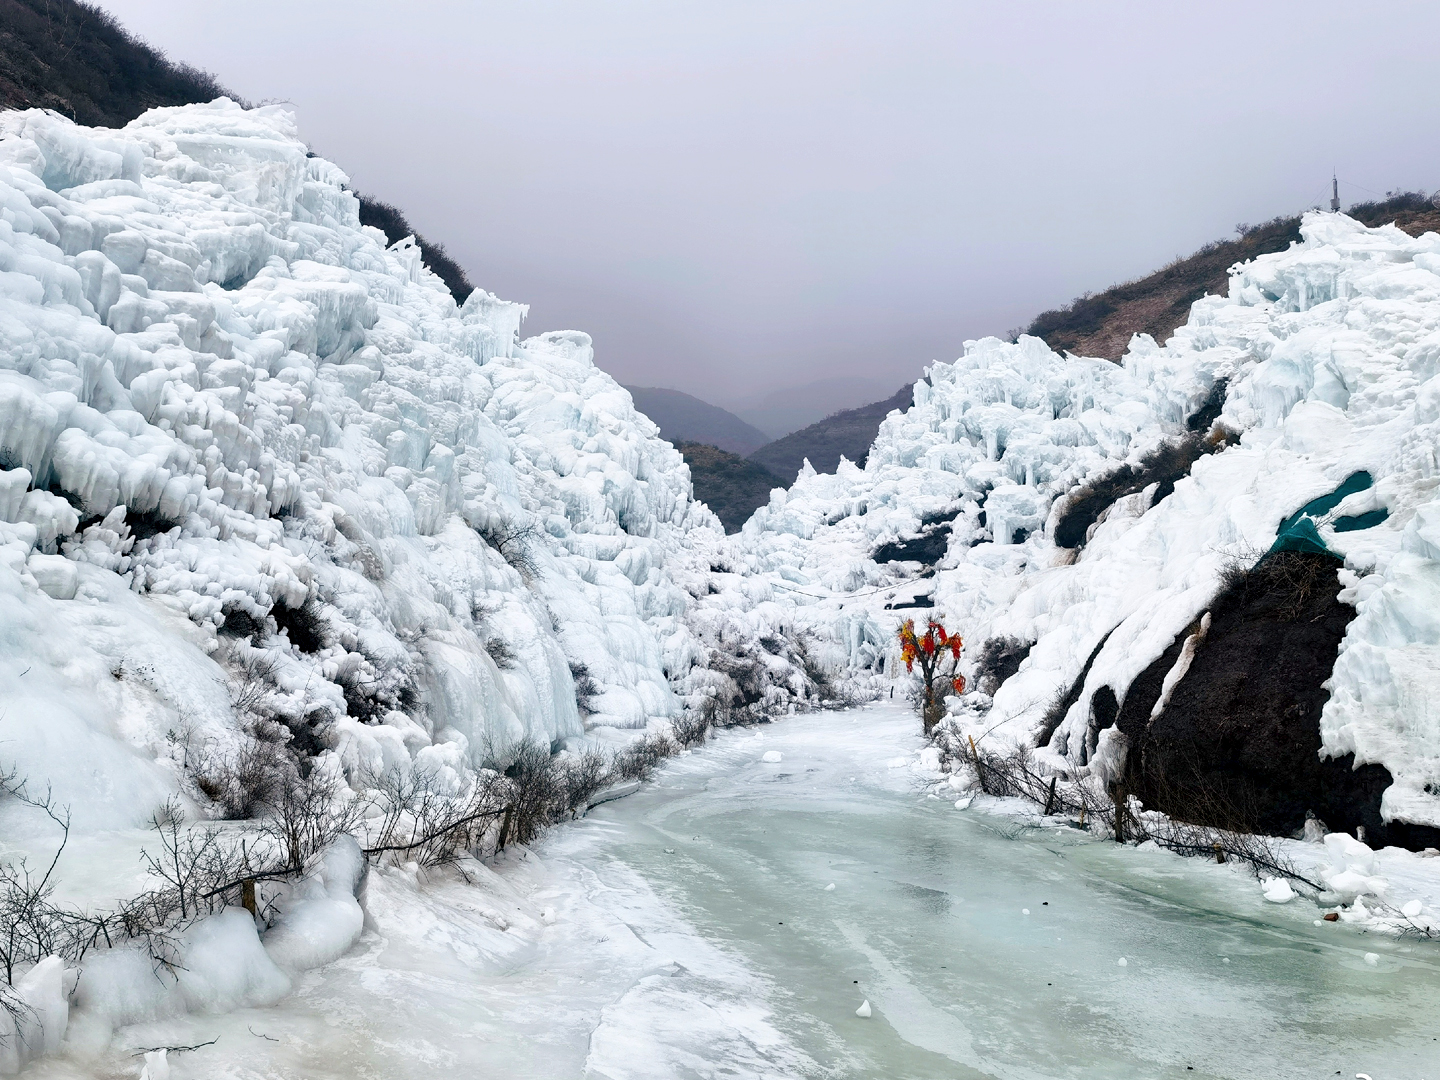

left=102, top=0, right=1440, bottom=414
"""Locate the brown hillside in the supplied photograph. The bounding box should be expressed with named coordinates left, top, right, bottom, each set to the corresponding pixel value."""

left=1027, top=194, right=1440, bottom=361
left=676, top=443, right=783, bottom=533
left=0, top=0, right=231, bottom=127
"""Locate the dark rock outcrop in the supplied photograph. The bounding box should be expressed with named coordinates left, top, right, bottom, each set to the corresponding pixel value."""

left=1110, top=551, right=1440, bottom=850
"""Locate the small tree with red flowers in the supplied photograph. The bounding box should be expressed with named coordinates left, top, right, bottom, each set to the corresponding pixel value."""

left=897, top=619, right=965, bottom=734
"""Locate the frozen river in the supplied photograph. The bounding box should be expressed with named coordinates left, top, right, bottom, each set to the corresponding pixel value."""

left=559, top=705, right=1440, bottom=1079
left=37, top=704, right=1440, bottom=1079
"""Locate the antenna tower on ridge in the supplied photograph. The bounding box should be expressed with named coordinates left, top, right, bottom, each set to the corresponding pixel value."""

left=1330, top=174, right=1341, bottom=212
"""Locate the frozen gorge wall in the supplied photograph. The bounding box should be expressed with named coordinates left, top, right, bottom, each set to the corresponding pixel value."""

left=733, top=213, right=1440, bottom=833
left=6, top=95, right=1437, bottom=847
left=0, top=100, right=759, bottom=829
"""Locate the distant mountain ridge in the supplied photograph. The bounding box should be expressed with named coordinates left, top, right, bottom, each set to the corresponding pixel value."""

left=627, top=384, right=918, bottom=532
left=624, top=386, right=772, bottom=456
left=732, top=375, right=906, bottom=440
left=674, top=443, right=782, bottom=533
left=746, top=386, right=914, bottom=483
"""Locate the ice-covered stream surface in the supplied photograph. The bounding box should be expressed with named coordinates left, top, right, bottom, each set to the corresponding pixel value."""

left=31, top=705, right=1438, bottom=1080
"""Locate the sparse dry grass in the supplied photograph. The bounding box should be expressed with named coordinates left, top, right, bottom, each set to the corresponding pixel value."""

left=934, top=729, right=1319, bottom=889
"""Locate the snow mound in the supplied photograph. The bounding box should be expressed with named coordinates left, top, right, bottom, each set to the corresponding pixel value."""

left=1261, top=877, right=1295, bottom=903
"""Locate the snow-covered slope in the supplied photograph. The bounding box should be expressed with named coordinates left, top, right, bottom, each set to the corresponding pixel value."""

left=731, top=212, right=1440, bottom=836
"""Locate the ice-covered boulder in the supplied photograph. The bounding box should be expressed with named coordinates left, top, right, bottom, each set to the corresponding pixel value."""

left=262, top=836, right=367, bottom=973
left=0, top=956, right=70, bottom=1074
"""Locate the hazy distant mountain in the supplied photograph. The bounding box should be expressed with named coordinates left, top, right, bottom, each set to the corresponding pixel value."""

left=732, top=375, right=908, bottom=440
left=675, top=443, right=783, bottom=533
left=747, top=385, right=913, bottom=482
left=625, top=386, right=772, bottom=456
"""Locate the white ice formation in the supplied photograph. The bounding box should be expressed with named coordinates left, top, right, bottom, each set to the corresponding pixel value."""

left=1260, top=876, right=1296, bottom=903
left=730, top=211, right=1440, bottom=836
left=0, top=100, right=844, bottom=833
left=0, top=100, right=839, bottom=1073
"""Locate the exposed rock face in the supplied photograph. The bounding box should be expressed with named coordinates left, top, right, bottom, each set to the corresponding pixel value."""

left=1113, top=552, right=1440, bottom=849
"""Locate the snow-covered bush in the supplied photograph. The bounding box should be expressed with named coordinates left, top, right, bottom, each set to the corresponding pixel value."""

left=612, top=731, right=679, bottom=782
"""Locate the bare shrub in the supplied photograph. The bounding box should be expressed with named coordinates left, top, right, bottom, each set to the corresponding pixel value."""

left=708, top=640, right=769, bottom=709
left=1215, top=544, right=1341, bottom=623
left=190, top=738, right=290, bottom=820
left=0, top=773, right=317, bottom=987
left=555, top=749, right=612, bottom=817
left=0, top=768, right=70, bottom=989
left=333, top=662, right=384, bottom=724
left=272, top=599, right=328, bottom=653
left=1367, top=898, right=1438, bottom=940
left=219, top=603, right=267, bottom=641
left=792, top=632, right=839, bottom=702
left=938, top=731, right=1319, bottom=889
left=1252, top=551, right=1338, bottom=619
left=260, top=768, right=364, bottom=875
left=1216, top=544, right=1261, bottom=596
left=972, top=635, right=1033, bottom=697
left=364, top=768, right=506, bottom=869
left=484, top=637, right=517, bottom=669
left=332, top=652, right=417, bottom=725
left=700, top=695, right=750, bottom=731
left=139, top=799, right=254, bottom=924
left=1143, top=817, right=1317, bottom=889
left=670, top=708, right=710, bottom=748
left=479, top=518, right=541, bottom=579
left=612, top=732, right=676, bottom=782
left=224, top=647, right=278, bottom=721
left=495, top=740, right=566, bottom=849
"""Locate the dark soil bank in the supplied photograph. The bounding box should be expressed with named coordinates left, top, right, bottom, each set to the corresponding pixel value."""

left=1105, top=552, right=1440, bottom=850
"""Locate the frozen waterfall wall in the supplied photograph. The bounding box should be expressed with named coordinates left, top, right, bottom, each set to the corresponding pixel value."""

left=0, top=100, right=738, bottom=830
left=732, top=213, right=1440, bottom=840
